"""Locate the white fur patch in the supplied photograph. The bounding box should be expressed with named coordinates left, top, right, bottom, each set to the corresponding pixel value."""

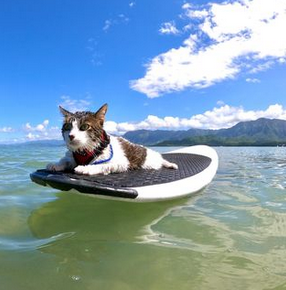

left=74, top=136, right=130, bottom=175
left=142, top=149, right=164, bottom=170
left=63, top=120, right=90, bottom=151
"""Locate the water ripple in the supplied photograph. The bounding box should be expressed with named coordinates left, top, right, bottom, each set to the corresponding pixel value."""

left=0, top=232, right=74, bottom=251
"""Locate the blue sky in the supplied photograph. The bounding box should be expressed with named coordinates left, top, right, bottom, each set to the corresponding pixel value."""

left=1, top=0, right=286, bottom=142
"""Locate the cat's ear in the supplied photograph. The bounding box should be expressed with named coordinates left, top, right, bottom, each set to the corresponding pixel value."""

left=59, top=106, right=73, bottom=117
left=94, top=103, right=108, bottom=125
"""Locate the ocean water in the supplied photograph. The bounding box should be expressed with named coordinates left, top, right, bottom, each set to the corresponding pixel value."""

left=1, top=143, right=286, bottom=290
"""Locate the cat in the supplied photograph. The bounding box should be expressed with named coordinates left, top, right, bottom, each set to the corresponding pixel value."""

left=46, top=104, right=178, bottom=175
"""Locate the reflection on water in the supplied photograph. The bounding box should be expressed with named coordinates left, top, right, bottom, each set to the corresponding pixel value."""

left=28, top=193, right=184, bottom=249
left=28, top=193, right=191, bottom=289
left=1, top=145, right=286, bottom=289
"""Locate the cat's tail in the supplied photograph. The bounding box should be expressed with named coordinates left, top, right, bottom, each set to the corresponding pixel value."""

left=162, top=159, right=178, bottom=170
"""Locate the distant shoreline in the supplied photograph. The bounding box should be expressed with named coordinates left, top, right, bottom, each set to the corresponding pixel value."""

left=1, top=139, right=285, bottom=148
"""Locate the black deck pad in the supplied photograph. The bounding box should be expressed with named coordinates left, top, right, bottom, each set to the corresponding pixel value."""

left=31, top=153, right=211, bottom=199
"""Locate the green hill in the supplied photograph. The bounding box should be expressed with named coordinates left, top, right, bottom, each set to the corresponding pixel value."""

left=123, top=118, right=286, bottom=146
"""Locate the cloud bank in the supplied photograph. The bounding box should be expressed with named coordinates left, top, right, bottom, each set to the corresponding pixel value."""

left=130, top=0, right=286, bottom=97
left=2, top=103, right=286, bottom=142
left=24, top=120, right=61, bottom=141
left=104, top=103, right=286, bottom=134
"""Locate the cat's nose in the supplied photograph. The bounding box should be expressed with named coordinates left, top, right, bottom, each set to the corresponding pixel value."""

left=69, top=134, right=75, bottom=141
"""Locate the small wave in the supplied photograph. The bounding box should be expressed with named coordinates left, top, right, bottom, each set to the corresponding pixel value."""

left=0, top=232, right=74, bottom=251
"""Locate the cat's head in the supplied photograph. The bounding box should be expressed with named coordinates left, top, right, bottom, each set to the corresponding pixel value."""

left=59, top=104, right=108, bottom=152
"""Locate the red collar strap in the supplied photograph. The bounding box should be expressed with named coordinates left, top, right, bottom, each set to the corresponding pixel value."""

left=73, top=131, right=110, bottom=166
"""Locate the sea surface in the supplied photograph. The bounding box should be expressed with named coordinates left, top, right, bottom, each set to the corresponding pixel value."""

left=1, top=143, right=286, bottom=290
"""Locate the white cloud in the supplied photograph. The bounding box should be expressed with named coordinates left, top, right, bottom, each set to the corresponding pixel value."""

left=182, top=3, right=192, bottom=10
left=104, top=103, right=286, bottom=134
left=103, top=20, right=112, bottom=31
left=182, top=103, right=286, bottom=129
left=26, top=132, right=40, bottom=140
left=60, top=95, right=92, bottom=112
left=246, top=78, right=260, bottom=83
left=0, top=127, right=14, bottom=133
left=248, top=59, right=275, bottom=74
left=0, top=123, right=60, bottom=143
left=25, top=120, right=49, bottom=132
left=216, top=100, right=225, bottom=106
left=159, top=21, right=180, bottom=35
left=86, top=38, right=103, bottom=66
left=24, top=120, right=61, bottom=141
left=131, top=0, right=286, bottom=97
left=103, top=14, right=129, bottom=32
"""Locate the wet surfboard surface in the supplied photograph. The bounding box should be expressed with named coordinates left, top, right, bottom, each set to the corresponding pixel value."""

left=30, top=145, right=218, bottom=202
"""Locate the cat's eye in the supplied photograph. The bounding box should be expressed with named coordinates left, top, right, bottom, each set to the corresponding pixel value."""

left=79, top=124, right=90, bottom=131
left=63, top=123, right=72, bottom=131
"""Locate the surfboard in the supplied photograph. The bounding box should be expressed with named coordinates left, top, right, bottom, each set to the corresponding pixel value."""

left=30, top=145, right=218, bottom=202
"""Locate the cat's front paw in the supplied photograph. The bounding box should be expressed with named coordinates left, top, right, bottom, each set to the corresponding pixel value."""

left=74, top=165, right=95, bottom=175
left=75, top=165, right=106, bottom=175
left=46, top=163, right=65, bottom=172
left=75, top=165, right=89, bottom=175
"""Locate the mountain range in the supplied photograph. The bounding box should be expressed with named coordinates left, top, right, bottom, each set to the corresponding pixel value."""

left=123, top=118, right=286, bottom=146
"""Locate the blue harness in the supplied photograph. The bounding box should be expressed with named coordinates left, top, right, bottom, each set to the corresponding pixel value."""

left=91, top=144, right=113, bottom=165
